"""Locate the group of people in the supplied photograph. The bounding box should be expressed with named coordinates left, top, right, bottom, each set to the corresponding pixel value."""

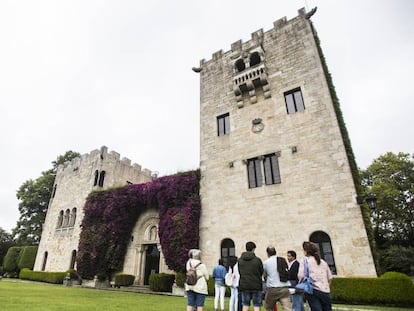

left=185, top=241, right=333, bottom=311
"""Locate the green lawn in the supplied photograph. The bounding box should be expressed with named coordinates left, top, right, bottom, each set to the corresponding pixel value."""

left=0, top=279, right=412, bottom=311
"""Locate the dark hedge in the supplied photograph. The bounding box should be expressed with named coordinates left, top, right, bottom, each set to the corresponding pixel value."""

left=17, top=246, right=38, bottom=270
left=77, top=170, right=200, bottom=279
left=331, top=272, right=414, bottom=307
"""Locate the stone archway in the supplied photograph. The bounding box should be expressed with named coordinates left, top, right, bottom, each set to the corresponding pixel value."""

left=123, top=209, right=170, bottom=285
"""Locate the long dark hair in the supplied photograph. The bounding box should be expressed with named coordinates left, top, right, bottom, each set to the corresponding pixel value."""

left=303, top=241, right=321, bottom=265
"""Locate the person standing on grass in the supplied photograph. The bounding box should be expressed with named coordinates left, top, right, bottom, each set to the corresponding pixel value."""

left=185, top=249, right=209, bottom=311
left=238, top=241, right=264, bottom=311
left=287, top=250, right=304, bottom=311
left=212, top=258, right=227, bottom=311
left=298, top=242, right=332, bottom=311
left=263, top=246, right=292, bottom=311
left=229, top=258, right=240, bottom=311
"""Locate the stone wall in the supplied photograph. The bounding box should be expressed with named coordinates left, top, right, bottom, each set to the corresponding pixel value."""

left=198, top=9, right=376, bottom=277
left=34, top=146, right=153, bottom=272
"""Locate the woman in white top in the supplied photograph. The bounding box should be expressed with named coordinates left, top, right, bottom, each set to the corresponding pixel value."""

left=298, top=241, right=333, bottom=311
left=185, top=249, right=209, bottom=311
left=228, top=259, right=240, bottom=311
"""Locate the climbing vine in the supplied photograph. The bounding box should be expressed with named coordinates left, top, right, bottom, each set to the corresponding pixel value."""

left=77, top=170, right=200, bottom=279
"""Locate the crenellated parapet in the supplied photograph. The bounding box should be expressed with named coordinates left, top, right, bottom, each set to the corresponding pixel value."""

left=197, top=8, right=313, bottom=108
left=56, top=146, right=153, bottom=181
left=199, top=8, right=307, bottom=67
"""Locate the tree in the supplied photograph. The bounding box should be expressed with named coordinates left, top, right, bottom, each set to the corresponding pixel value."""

left=360, top=152, right=414, bottom=274
left=361, top=152, right=414, bottom=247
left=12, top=151, right=80, bottom=245
left=0, top=227, right=15, bottom=266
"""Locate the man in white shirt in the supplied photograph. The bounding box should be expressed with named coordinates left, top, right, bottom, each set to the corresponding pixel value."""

left=263, top=246, right=292, bottom=311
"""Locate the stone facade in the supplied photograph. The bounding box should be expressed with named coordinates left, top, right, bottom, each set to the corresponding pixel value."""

left=197, top=8, right=376, bottom=277
left=34, top=146, right=154, bottom=273
left=34, top=8, right=377, bottom=282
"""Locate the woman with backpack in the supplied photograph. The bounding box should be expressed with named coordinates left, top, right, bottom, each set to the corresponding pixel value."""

left=185, top=249, right=209, bottom=311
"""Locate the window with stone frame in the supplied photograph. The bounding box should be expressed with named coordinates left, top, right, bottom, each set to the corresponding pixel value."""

left=69, top=208, right=77, bottom=227
left=93, top=170, right=99, bottom=186
left=284, top=87, right=305, bottom=114
left=247, top=154, right=281, bottom=188
left=249, top=51, right=261, bottom=67
left=247, top=157, right=262, bottom=188
left=217, top=113, right=230, bottom=136
left=263, top=153, right=281, bottom=185
left=98, top=170, right=106, bottom=187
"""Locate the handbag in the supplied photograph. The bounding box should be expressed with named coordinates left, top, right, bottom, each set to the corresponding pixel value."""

left=225, top=267, right=233, bottom=286
left=295, top=258, right=314, bottom=294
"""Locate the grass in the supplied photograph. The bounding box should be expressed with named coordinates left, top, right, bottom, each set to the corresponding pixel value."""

left=0, top=279, right=413, bottom=311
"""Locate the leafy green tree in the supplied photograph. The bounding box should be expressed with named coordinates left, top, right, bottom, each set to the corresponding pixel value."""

left=360, top=152, right=414, bottom=274
left=12, top=151, right=80, bottom=245
left=0, top=227, right=15, bottom=266
left=361, top=152, right=414, bottom=247
left=380, top=245, right=414, bottom=275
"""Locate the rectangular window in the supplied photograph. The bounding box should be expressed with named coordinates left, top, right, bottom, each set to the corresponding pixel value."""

left=217, top=113, right=230, bottom=136
left=284, top=88, right=305, bottom=114
left=247, top=157, right=262, bottom=188
left=263, top=153, right=281, bottom=185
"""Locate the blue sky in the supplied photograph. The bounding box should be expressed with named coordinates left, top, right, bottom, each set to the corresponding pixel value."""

left=0, top=0, right=413, bottom=232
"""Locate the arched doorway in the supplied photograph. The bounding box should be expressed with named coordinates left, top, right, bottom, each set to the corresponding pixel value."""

left=221, top=238, right=236, bottom=268
left=310, top=231, right=337, bottom=274
left=144, top=244, right=160, bottom=285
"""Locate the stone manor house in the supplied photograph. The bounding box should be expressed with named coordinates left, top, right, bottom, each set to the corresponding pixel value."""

left=34, top=8, right=377, bottom=284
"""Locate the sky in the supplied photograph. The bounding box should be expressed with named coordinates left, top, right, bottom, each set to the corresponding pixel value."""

left=0, top=0, right=413, bottom=233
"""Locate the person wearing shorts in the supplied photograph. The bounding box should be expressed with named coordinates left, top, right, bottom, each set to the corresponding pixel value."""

left=185, top=249, right=210, bottom=311
left=238, top=241, right=264, bottom=311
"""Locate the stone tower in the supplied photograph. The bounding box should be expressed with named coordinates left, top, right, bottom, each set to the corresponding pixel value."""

left=34, top=146, right=153, bottom=272
left=197, top=8, right=376, bottom=276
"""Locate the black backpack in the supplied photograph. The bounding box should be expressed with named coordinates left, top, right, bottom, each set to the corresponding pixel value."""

left=277, top=257, right=289, bottom=282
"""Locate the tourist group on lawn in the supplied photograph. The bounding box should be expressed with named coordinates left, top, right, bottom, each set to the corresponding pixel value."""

left=185, top=241, right=332, bottom=311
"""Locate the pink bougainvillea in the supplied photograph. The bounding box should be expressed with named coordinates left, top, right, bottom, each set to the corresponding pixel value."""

left=77, top=170, right=200, bottom=279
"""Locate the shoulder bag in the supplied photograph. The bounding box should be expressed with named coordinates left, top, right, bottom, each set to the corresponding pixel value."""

left=295, top=258, right=314, bottom=294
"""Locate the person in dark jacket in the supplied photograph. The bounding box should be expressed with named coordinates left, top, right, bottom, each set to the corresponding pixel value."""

left=238, top=241, right=263, bottom=311
left=287, top=250, right=304, bottom=311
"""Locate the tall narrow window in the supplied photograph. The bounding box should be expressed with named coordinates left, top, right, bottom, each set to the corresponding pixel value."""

left=310, top=231, right=337, bottom=275
left=52, top=184, right=57, bottom=198
left=263, top=153, right=281, bottom=185
left=284, top=88, right=305, bottom=114
left=247, top=157, right=262, bottom=188
left=249, top=52, right=261, bottom=67
left=63, top=209, right=70, bottom=227
left=98, top=171, right=106, bottom=187
left=41, top=251, right=48, bottom=271
left=57, top=210, right=64, bottom=228
left=69, top=208, right=77, bottom=227
left=93, top=170, right=99, bottom=186
left=217, top=113, right=230, bottom=136
left=70, top=250, right=77, bottom=269
left=235, top=59, right=246, bottom=72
